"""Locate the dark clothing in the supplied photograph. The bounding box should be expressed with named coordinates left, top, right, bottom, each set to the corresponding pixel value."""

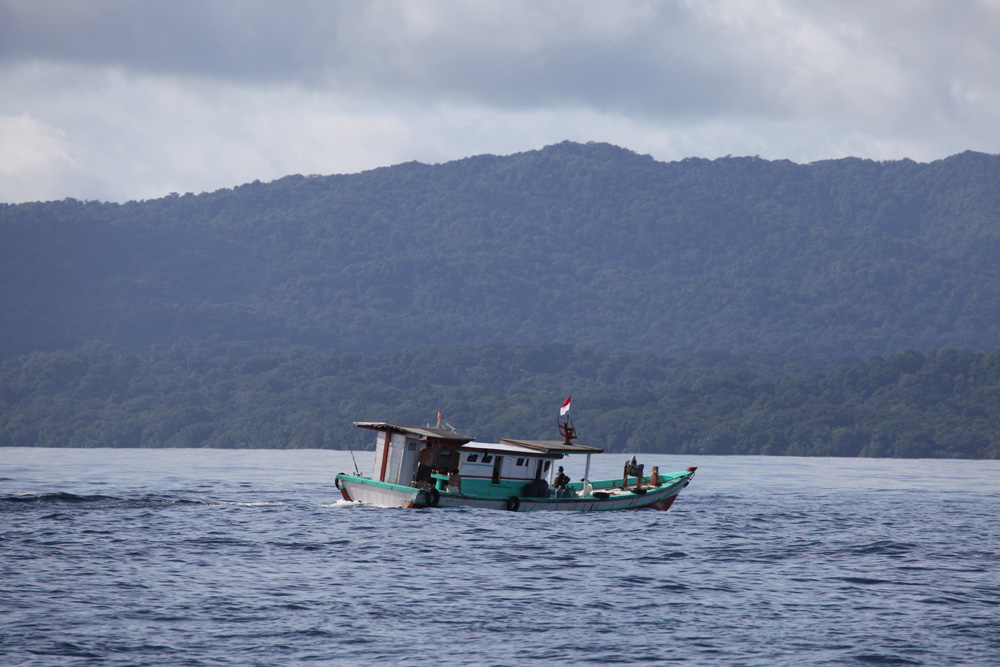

left=416, top=463, right=432, bottom=484
left=526, top=479, right=548, bottom=498
left=554, top=472, right=570, bottom=488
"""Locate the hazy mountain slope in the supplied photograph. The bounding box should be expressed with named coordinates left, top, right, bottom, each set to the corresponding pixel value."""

left=2, top=142, right=999, bottom=359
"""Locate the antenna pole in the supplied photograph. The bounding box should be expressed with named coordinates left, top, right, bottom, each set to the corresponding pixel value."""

left=342, top=436, right=361, bottom=475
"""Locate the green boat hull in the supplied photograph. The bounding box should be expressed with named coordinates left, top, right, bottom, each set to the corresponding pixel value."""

left=335, top=468, right=696, bottom=512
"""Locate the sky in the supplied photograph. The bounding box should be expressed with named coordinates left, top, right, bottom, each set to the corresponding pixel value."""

left=2, top=0, right=999, bottom=204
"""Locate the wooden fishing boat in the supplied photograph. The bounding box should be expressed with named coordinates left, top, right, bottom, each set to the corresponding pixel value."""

left=334, top=413, right=696, bottom=512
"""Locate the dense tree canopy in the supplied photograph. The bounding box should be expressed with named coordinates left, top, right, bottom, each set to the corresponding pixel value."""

left=2, top=342, right=997, bottom=458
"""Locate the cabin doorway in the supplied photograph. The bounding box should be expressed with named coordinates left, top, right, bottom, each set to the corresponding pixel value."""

left=396, top=439, right=420, bottom=485
left=491, top=456, right=503, bottom=484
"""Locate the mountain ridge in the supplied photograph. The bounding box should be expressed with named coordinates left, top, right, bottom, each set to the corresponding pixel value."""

left=2, top=141, right=1000, bottom=360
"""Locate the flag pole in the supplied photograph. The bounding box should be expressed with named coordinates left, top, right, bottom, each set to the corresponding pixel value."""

left=558, top=396, right=590, bottom=496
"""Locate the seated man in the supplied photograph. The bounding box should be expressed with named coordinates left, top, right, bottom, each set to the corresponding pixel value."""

left=447, top=468, right=462, bottom=493
left=553, top=466, right=571, bottom=498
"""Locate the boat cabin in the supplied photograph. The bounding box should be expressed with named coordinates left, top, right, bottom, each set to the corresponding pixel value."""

left=353, top=422, right=603, bottom=498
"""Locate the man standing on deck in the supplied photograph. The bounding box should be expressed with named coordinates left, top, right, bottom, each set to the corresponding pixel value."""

left=416, top=443, right=436, bottom=491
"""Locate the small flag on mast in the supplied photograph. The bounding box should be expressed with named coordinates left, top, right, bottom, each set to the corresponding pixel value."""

left=560, top=396, right=571, bottom=416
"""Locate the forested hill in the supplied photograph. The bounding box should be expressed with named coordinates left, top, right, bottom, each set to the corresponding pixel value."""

left=3, top=142, right=1000, bottom=360
left=2, top=342, right=998, bottom=458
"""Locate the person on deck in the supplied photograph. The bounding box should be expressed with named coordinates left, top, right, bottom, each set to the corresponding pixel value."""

left=416, top=443, right=435, bottom=491
left=447, top=468, right=462, bottom=493
left=553, top=465, right=571, bottom=498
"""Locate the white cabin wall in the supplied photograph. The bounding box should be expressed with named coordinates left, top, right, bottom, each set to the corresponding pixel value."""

left=459, top=451, right=555, bottom=482
left=386, top=433, right=407, bottom=484
left=371, top=432, right=386, bottom=478
left=395, top=438, right=420, bottom=485
left=461, top=452, right=493, bottom=481
left=505, top=456, right=535, bottom=481
left=510, top=456, right=537, bottom=481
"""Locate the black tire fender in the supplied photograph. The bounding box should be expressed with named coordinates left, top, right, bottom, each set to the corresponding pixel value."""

left=425, top=488, right=440, bottom=507
left=593, top=491, right=610, bottom=499
left=506, top=496, right=520, bottom=512
left=335, top=474, right=344, bottom=490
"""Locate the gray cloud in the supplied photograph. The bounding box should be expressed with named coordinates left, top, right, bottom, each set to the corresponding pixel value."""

left=7, top=0, right=991, bottom=117
left=0, top=1, right=322, bottom=79
left=1, top=0, right=998, bottom=202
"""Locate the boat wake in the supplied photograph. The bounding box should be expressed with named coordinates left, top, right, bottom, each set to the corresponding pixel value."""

left=319, top=499, right=360, bottom=509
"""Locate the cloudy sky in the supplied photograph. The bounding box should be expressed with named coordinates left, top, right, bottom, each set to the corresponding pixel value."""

left=2, top=0, right=999, bottom=203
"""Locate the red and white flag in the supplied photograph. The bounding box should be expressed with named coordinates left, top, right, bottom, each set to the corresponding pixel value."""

left=560, top=396, right=571, bottom=416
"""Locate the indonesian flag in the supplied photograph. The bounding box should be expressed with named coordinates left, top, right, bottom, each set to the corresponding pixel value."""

left=560, top=396, right=571, bottom=416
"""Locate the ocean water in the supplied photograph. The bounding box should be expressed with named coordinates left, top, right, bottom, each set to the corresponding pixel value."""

left=2, top=448, right=999, bottom=667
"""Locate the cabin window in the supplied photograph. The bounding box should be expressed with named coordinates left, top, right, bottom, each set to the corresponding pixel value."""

left=544, top=461, right=551, bottom=472
left=467, top=454, right=479, bottom=463
left=516, top=458, right=525, bottom=466
left=482, top=455, right=493, bottom=463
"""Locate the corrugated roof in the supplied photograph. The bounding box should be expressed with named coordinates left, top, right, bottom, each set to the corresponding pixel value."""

left=353, top=422, right=474, bottom=444
left=459, top=441, right=561, bottom=457
left=352, top=422, right=604, bottom=454
left=499, top=438, right=604, bottom=454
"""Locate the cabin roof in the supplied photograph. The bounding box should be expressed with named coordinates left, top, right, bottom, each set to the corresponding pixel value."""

left=353, top=421, right=604, bottom=455
left=353, top=421, right=474, bottom=444
left=458, top=441, right=562, bottom=458
left=499, top=438, right=604, bottom=455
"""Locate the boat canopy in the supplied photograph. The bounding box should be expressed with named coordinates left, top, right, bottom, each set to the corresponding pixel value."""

left=353, top=422, right=474, bottom=446
left=499, top=438, right=604, bottom=455
left=353, top=421, right=604, bottom=457
left=458, top=440, right=563, bottom=459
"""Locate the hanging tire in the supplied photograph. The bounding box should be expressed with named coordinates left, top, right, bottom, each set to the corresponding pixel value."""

left=335, top=475, right=344, bottom=490
left=425, top=488, right=440, bottom=507
left=506, top=496, right=520, bottom=512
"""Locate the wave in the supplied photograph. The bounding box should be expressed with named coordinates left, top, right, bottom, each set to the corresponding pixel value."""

left=1, top=492, right=121, bottom=504
left=1, top=492, right=247, bottom=507
left=852, top=653, right=922, bottom=665
left=849, top=540, right=917, bottom=556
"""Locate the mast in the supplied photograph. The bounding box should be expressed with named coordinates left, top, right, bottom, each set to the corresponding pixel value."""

left=557, top=398, right=592, bottom=496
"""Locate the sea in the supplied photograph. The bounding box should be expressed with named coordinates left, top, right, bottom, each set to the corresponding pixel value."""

left=1, top=448, right=998, bottom=667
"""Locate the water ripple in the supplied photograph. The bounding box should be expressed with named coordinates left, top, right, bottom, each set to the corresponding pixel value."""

left=3, top=451, right=1000, bottom=666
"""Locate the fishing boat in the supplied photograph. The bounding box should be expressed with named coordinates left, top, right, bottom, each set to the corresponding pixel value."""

left=334, top=405, right=697, bottom=512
